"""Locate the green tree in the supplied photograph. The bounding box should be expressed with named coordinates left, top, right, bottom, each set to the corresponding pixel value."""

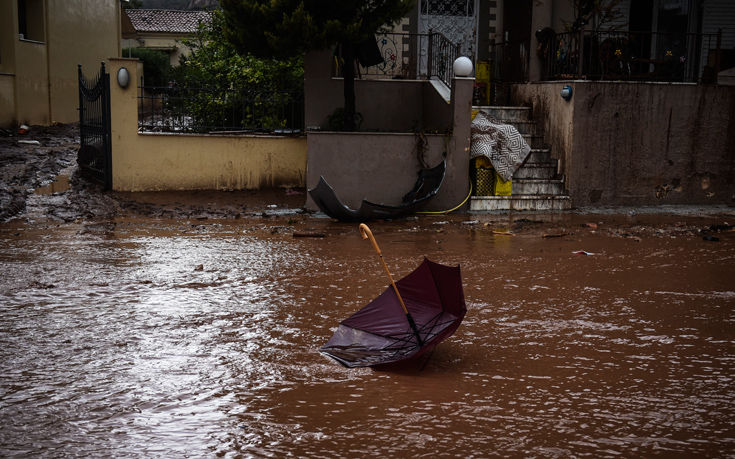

left=171, top=9, right=303, bottom=130
left=220, top=0, right=414, bottom=131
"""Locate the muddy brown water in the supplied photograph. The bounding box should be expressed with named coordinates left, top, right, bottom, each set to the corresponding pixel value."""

left=1, top=212, right=734, bottom=457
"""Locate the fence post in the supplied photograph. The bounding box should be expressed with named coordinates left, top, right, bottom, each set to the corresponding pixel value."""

left=428, top=31, right=434, bottom=78
left=715, top=28, right=722, bottom=84
left=578, top=28, right=585, bottom=78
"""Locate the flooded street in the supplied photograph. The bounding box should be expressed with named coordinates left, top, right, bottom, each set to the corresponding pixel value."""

left=1, top=209, right=734, bottom=457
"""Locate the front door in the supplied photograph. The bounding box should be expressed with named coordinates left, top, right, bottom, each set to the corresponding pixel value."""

left=418, top=0, right=479, bottom=74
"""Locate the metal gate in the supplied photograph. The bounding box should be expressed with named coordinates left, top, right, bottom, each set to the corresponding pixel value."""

left=77, top=62, right=112, bottom=189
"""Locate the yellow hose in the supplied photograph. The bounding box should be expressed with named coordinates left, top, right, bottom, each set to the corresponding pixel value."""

left=416, top=180, right=473, bottom=215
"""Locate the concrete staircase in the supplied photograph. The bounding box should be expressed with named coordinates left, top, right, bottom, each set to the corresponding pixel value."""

left=469, top=106, right=571, bottom=212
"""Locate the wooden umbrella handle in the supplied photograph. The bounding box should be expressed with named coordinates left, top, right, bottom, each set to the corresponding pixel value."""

left=359, top=224, right=409, bottom=316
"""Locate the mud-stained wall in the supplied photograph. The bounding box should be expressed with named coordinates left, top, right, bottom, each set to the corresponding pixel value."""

left=513, top=82, right=735, bottom=207
left=109, top=58, right=306, bottom=192
left=305, top=77, right=473, bottom=212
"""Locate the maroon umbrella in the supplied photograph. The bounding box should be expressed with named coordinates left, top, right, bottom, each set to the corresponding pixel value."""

left=320, top=224, right=467, bottom=368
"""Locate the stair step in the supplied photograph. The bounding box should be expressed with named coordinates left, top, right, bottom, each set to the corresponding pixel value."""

left=498, top=120, right=538, bottom=135
left=513, top=163, right=557, bottom=179
left=523, top=134, right=545, bottom=149
left=473, top=106, right=531, bottom=121
left=470, top=195, right=572, bottom=212
left=512, top=178, right=566, bottom=195
left=527, top=148, right=552, bottom=163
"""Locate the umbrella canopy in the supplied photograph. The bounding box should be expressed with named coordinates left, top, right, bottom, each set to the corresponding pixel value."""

left=320, top=258, right=467, bottom=368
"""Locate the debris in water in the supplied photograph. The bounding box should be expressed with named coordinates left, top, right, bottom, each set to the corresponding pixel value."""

left=702, top=235, right=720, bottom=242
left=293, top=231, right=326, bottom=238
left=194, top=264, right=204, bottom=271
left=572, top=250, right=597, bottom=256
left=542, top=232, right=568, bottom=238
left=18, top=140, right=41, bottom=146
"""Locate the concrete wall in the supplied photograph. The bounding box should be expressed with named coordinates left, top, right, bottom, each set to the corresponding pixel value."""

left=108, top=58, right=306, bottom=192
left=513, top=81, right=735, bottom=206
left=305, top=77, right=474, bottom=213
left=0, top=0, right=121, bottom=127
left=304, top=49, right=452, bottom=133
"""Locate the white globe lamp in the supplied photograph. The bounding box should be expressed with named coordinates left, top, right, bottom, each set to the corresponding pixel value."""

left=453, top=56, right=473, bottom=77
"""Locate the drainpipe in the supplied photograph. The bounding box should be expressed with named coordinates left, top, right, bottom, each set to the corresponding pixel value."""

left=45, top=0, right=52, bottom=124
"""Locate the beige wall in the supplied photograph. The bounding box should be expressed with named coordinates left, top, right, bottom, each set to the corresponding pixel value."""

left=0, top=0, right=121, bottom=127
left=47, top=0, right=121, bottom=123
left=108, top=58, right=306, bottom=191
left=14, top=40, right=50, bottom=125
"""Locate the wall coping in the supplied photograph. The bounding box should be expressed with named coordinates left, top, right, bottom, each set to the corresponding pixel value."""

left=306, top=130, right=449, bottom=137
left=527, top=80, right=699, bottom=86
left=137, top=131, right=305, bottom=140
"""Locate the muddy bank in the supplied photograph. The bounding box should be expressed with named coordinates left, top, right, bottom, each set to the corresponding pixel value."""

left=0, top=124, right=79, bottom=221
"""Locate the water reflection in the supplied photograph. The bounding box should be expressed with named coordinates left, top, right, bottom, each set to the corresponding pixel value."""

left=0, top=217, right=733, bottom=457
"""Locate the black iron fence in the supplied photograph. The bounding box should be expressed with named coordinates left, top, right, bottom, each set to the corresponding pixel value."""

left=335, top=32, right=462, bottom=88
left=543, top=29, right=723, bottom=82
left=138, top=84, right=304, bottom=134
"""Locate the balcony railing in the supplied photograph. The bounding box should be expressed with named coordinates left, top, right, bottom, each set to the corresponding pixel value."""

left=490, top=29, right=724, bottom=85
left=137, top=84, right=304, bottom=134
left=543, top=29, right=723, bottom=83
left=334, top=32, right=462, bottom=88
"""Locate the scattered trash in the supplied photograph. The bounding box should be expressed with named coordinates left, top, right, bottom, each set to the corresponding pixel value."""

left=572, top=250, right=597, bottom=256
left=194, top=264, right=204, bottom=271
left=702, top=235, right=720, bottom=242
left=292, top=231, right=326, bottom=238
left=17, top=124, right=29, bottom=134
left=492, top=230, right=514, bottom=236
left=585, top=222, right=598, bottom=229
left=17, top=140, right=40, bottom=146
left=461, top=220, right=479, bottom=225
left=433, top=221, right=449, bottom=225
left=267, top=204, right=278, bottom=208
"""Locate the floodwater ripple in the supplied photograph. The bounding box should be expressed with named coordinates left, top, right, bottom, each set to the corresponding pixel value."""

left=1, top=218, right=734, bottom=457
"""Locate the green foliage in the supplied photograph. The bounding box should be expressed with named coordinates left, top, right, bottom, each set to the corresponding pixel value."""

left=220, top=0, right=414, bottom=57
left=220, top=0, right=414, bottom=130
left=167, top=10, right=304, bottom=131
left=124, top=48, right=171, bottom=87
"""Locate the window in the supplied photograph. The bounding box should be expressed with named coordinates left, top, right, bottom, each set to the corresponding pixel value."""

left=17, top=0, right=45, bottom=42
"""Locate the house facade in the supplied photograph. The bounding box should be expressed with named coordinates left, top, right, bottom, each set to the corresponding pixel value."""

left=121, top=9, right=212, bottom=67
left=0, top=0, right=122, bottom=128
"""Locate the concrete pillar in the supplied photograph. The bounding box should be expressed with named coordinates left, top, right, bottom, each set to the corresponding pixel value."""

left=108, top=57, right=142, bottom=190
left=447, top=76, right=474, bottom=210
left=529, top=0, right=553, bottom=82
